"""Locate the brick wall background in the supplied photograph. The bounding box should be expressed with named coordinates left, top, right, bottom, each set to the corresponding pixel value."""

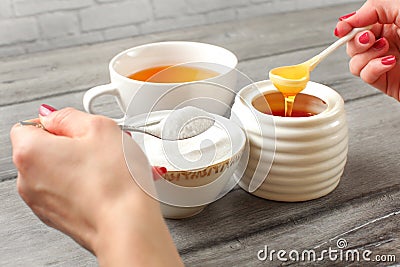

left=0, top=0, right=363, bottom=58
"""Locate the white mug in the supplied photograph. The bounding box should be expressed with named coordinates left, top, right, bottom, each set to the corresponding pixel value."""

left=83, top=41, right=238, bottom=120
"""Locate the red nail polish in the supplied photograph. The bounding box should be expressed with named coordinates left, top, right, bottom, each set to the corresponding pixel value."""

left=339, top=11, right=356, bottom=21
left=373, top=38, right=386, bottom=50
left=359, top=32, right=369, bottom=44
left=152, top=166, right=167, bottom=181
left=124, top=131, right=132, bottom=137
left=334, top=27, right=339, bottom=37
left=158, top=167, right=167, bottom=175
left=154, top=166, right=167, bottom=175
left=381, top=55, right=396, bottom=65
left=39, top=104, right=57, bottom=116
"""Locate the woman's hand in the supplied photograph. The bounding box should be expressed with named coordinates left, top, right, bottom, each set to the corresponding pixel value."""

left=10, top=105, right=183, bottom=266
left=334, top=0, right=400, bottom=100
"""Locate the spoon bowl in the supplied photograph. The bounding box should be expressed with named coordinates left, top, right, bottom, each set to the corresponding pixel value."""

left=269, top=63, right=310, bottom=95
left=269, top=25, right=372, bottom=91
left=120, top=115, right=215, bottom=141
left=121, top=106, right=215, bottom=141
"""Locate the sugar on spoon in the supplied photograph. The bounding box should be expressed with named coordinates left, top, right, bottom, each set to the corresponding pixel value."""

left=120, top=106, right=215, bottom=140
left=269, top=25, right=372, bottom=117
left=19, top=106, right=215, bottom=141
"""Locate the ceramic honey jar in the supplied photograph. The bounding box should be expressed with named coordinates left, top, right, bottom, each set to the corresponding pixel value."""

left=230, top=80, right=348, bottom=202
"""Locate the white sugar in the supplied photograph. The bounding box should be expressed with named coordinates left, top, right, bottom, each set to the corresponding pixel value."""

left=160, top=107, right=215, bottom=140
left=143, top=122, right=233, bottom=171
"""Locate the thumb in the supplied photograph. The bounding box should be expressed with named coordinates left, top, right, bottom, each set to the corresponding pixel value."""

left=335, top=1, right=400, bottom=38
left=39, top=105, right=92, bottom=137
left=344, top=3, right=379, bottom=28
left=344, top=1, right=400, bottom=28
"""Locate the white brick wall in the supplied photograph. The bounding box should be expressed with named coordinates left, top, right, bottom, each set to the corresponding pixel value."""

left=0, top=17, right=39, bottom=46
left=13, top=0, right=93, bottom=16
left=38, top=12, right=79, bottom=38
left=80, top=1, right=151, bottom=31
left=0, top=0, right=363, bottom=58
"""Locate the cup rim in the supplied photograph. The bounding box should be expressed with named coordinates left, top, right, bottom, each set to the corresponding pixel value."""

left=108, top=41, right=238, bottom=85
left=127, top=109, right=247, bottom=174
left=237, top=80, right=344, bottom=123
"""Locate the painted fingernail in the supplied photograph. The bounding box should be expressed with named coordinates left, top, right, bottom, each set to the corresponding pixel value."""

left=339, top=11, right=356, bottom=21
left=373, top=38, right=386, bottom=50
left=124, top=131, right=132, bottom=137
left=152, top=166, right=167, bottom=181
left=156, top=166, right=167, bottom=175
left=359, top=32, right=369, bottom=44
left=334, top=27, right=339, bottom=37
left=381, top=55, right=396, bottom=65
left=39, top=104, right=57, bottom=116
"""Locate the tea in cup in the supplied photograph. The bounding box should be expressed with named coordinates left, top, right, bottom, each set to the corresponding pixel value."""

left=83, top=41, right=238, bottom=119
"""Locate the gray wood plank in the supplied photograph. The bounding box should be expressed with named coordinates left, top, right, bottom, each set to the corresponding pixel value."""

left=181, top=188, right=400, bottom=266
left=0, top=180, right=96, bottom=266
left=0, top=3, right=363, bottom=107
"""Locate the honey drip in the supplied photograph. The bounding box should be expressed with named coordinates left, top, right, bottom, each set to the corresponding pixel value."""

left=269, top=64, right=309, bottom=117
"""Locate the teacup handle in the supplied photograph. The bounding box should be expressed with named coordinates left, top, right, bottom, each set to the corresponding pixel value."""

left=83, top=84, right=125, bottom=123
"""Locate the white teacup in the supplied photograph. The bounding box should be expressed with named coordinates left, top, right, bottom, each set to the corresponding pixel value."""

left=83, top=41, right=238, bottom=120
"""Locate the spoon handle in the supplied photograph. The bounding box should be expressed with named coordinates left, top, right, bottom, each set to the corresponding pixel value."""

left=308, top=25, right=373, bottom=70
left=19, top=120, right=46, bottom=129
left=119, top=124, right=163, bottom=139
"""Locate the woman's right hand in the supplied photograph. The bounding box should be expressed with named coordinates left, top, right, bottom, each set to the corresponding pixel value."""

left=334, top=0, right=400, bottom=101
left=10, top=106, right=183, bottom=267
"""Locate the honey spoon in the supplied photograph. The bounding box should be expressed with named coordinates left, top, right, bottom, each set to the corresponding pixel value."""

left=269, top=25, right=373, bottom=94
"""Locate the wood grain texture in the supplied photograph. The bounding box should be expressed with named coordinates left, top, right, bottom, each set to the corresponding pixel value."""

left=181, top=189, right=400, bottom=266
left=0, top=180, right=97, bottom=266
left=0, top=3, right=362, bottom=107
left=1, top=2, right=399, bottom=266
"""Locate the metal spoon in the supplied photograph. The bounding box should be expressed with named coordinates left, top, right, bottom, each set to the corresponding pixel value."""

left=119, top=117, right=214, bottom=140
left=19, top=107, right=215, bottom=141
left=19, top=120, right=46, bottom=129
left=120, top=107, right=215, bottom=140
left=18, top=120, right=164, bottom=138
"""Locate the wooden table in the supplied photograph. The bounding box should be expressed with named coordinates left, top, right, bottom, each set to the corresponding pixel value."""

left=1, top=3, right=399, bottom=266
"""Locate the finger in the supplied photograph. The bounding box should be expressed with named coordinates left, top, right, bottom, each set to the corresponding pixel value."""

left=349, top=38, right=389, bottom=76
left=359, top=55, right=397, bottom=87
left=383, top=57, right=400, bottom=100
left=334, top=20, right=354, bottom=38
left=344, top=2, right=399, bottom=28
left=347, top=31, right=376, bottom=57
left=39, top=104, right=57, bottom=117
left=334, top=0, right=392, bottom=38
left=342, top=4, right=378, bottom=29
left=16, top=173, right=32, bottom=205
left=40, top=107, right=111, bottom=138
left=152, top=166, right=167, bottom=181
left=10, top=122, right=54, bottom=172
